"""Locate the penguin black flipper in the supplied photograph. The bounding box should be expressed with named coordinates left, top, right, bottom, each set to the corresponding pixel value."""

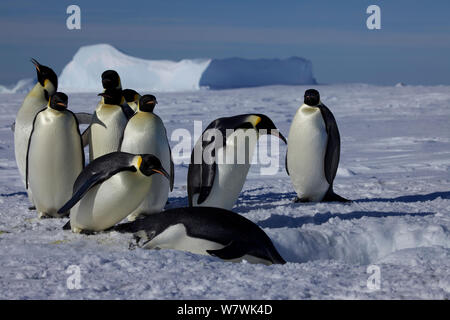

left=318, top=104, right=340, bottom=185
left=74, top=112, right=93, bottom=125
left=319, top=104, right=350, bottom=202
left=285, top=151, right=289, bottom=176
left=66, top=110, right=86, bottom=168
left=57, top=152, right=138, bottom=213
left=206, top=241, right=248, bottom=260
left=121, top=103, right=135, bottom=120
left=169, top=144, right=174, bottom=192
left=63, top=220, right=71, bottom=230
left=81, top=126, right=90, bottom=148
left=188, top=153, right=217, bottom=206
left=188, top=119, right=225, bottom=206
left=25, top=108, right=47, bottom=189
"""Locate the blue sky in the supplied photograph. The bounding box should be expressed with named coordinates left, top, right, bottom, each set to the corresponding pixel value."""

left=0, top=0, right=449, bottom=85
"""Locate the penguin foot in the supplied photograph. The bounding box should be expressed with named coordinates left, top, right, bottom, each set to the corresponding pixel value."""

left=293, top=196, right=310, bottom=203
left=28, top=206, right=36, bottom=211
left=127, top=213, right=140, bottom=222
left=322, top=190, right=351, bottom=203
left=38, top=212, right=51, bottom=219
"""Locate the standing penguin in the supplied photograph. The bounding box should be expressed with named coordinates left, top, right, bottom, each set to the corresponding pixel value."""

left=120, top=95, right=174, bottom=221
left=57, top=152, right=169, bottom=233
left=81, top=70, right=133, bottom=151
left=26, top=93, right=84, bottom=218
left=88, top=88, right=133, bottom=161
left=188, top=114, right=286, bottom=210
left=286, top=89, right=349, bottom=202
left=122, top=89, right=141, bottom=112
left=14, top=59, right=57, bottom=205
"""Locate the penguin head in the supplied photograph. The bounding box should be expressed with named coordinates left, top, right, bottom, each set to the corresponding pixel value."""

left=136, top=154, right=169, bottom=179
left=101, top=70, right=121, bottom=90
left=49, top=92, right=68, bottom=111
left=98, top=88, right=124, bottom=105
left=304, top=89, right=320, bottom=106
left=31, top=58, right=58, bottom=93
left=123, top=89, right=140, bottom=103
left=138, top=95, right=158, bottom=112
left=248, top=114, right=287, bottom=144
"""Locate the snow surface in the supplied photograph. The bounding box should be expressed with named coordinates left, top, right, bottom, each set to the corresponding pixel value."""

left=0, top=84, right=449, bottom=299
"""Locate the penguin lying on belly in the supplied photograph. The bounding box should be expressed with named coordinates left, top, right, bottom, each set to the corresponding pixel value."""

left=286, top=89, right=350, bottom=203
left=114, top=206, right=286, bottom=265
left=58, top=151, right=169, bottom=233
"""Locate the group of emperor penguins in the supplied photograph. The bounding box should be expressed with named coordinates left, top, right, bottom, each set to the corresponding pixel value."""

left=12, top=59, right=350, bottom=265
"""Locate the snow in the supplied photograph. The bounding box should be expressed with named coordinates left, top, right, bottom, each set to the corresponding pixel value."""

left=57, top=44, right=316, bottom=92
left=0, top=84, right=449, bottom=299
left=59, top=44, right=211, bottom=93
left=199, top=57, right=316, bottom=89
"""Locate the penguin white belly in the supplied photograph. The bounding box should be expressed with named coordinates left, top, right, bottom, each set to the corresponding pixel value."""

left=195, top=129, right=257, bottom=210
left=287, top=105, right=330, bottom=201
left=140, top=224, right=272, bottom=264
left=28, top=109, right=83, bottom=217
left=70, top=171, right=151, bottom=232
left=140, top=224, right=225, bottom=255
left=89, top=105, right=127, bottom=161
left=120, top=113, right=171, bottom=219
left=14, top=84, right=49, bottom=200
left=128, top=102, right=138, bottom=112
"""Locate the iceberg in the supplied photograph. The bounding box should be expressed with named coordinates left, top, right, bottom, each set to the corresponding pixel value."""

left=0, top=78, right=36, bottom=94
left=59, top=44, right=212, bottom=93
left=200, top=57, right=316, bottom=89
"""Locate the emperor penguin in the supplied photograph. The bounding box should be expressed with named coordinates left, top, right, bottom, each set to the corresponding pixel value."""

left=115, top=206, right=286, bottom=265
left=81, top=70, right=133, bottom=150
left=88, top=88, right=134, bottom=161
left=101, top=70, right=122, bottom=90
left=122, top=89, right=141, bottom=112
left=286, top=89, right=349, bottom=202
left=57, top=152, right=169, bottom=233
left=120, top=95, right=174, bottom=221
left=187, top=114, right=287, bottom=210
left=14, top=59, right=57, bottom=205
left=26, top=93, right=84, bottom=218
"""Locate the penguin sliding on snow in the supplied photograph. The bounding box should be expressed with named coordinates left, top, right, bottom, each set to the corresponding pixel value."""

left=120, top=94, right=174, bottom=221
left=286, top=89, right=349, bottom=202
left=114, top=206, right=286, bottom=265
left=122, top=89, right=141, bottom=112
left=58, top=152, right=169, bottom=233
left=14, top=59, right=58, bottom=205
left=188, top=114, right=286, bottom=210
left=26, top=93, right=84, bottom=218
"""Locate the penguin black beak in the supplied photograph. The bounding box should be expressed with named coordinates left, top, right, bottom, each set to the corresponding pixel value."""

left=152, top=168, right=170, bottom=180
left=30, top=58, right=41, bottom=72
